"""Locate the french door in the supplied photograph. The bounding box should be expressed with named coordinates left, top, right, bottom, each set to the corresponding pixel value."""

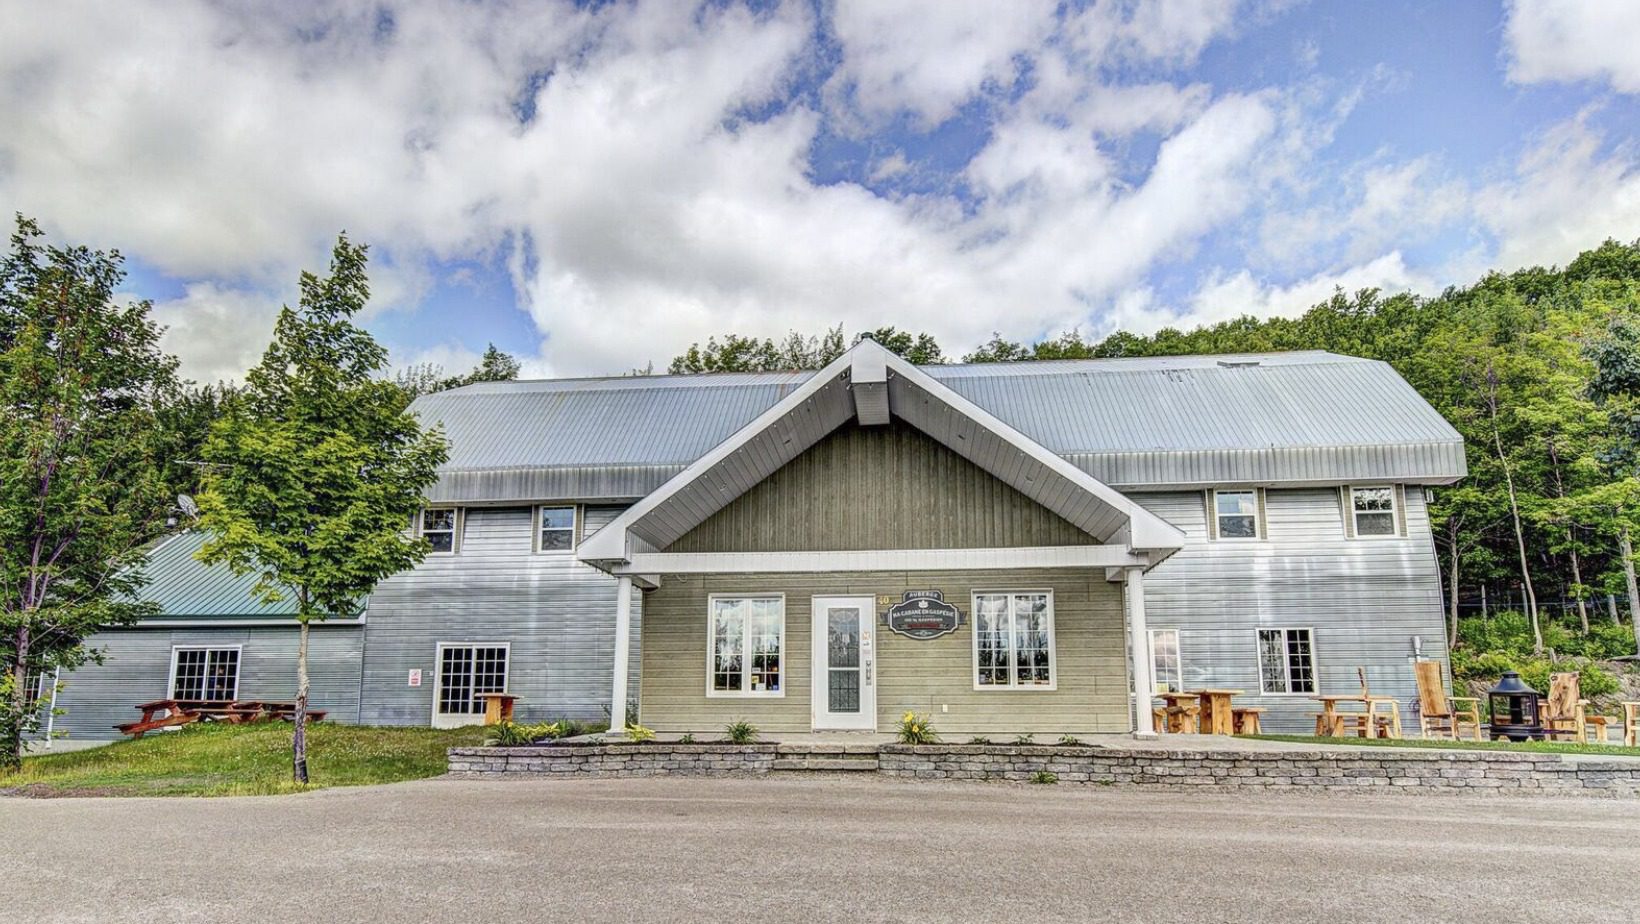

left=810, top=596, right=876, bottom=730
left=433, top=643, right=509, bottom=728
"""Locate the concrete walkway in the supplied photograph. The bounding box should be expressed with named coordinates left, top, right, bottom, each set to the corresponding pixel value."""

left=7, top=775, right=1640, bottom=923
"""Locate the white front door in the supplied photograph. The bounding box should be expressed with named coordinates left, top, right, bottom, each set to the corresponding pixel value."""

left=811, top=596, right=876, bottom=730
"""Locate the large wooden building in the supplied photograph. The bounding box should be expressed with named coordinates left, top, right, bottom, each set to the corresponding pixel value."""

left=39, top=341, right=1464, bottom=743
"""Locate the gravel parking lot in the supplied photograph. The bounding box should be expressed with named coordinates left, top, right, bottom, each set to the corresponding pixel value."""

left=7, top=775, right=1640, bottom=923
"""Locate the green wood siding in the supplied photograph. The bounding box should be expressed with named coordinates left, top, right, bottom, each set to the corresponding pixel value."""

left=639, top=569, right=1129, bottom=736
left=667, top=422, right=1097, bottom=552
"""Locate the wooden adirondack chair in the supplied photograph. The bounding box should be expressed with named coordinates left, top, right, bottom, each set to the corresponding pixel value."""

left=1413, top=660, right=1481, bottom=741
left=1543, top=672, right=1610, bottom=743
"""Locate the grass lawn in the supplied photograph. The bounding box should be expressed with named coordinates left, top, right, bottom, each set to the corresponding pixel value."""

left=1249, top=734, right=1640, bottom=758
left=3, top=722, right=490, bottom=797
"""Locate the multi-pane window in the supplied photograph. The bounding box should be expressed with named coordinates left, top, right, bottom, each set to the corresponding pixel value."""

left=709, top=596, right=783, bottom=696
left=171, top=648, right=240, bottom=701
left=1149, top=628, right=1182, bottom=694
left=420, top=507, right=458, bottom=553
left=436, top=645, right=509, bottom=715
left=1257, top=628, right=1316, bottom=694
left=974, top=592, right=1054, bottom=689
left=538, top=506, right=576, bottom=551
left=1214, top=490, right=1260, bottom=539
left=1351, top=487, right=1396, bottom=536
left=21, top=668, right=49, bottom=709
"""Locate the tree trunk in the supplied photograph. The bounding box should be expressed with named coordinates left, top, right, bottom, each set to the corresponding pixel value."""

left=1610, top=593, right=1621, bottom=625
left=1487, top=380, right=1540, bottom=652
left=293, top=617, right=310, bottom=785
left=1569, top=542, right=1589, bottom=634
left=1623, top=526, right=1640, bottom=659
left=3, top=627, right=29, bottom=771
left=1481, top=584, right=1489, bottom=619
left=1447, top=543, right=1461, bottom=650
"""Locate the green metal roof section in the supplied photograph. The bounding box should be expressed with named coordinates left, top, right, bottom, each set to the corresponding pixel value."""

left=130, top=530, right=299, bottom=619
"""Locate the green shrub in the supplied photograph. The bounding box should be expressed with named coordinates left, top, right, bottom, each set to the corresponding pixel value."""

left=678, top=733, right=695, bottom=744
left=724, top=720, right=758, bottom=744
left=1014, top=733, right=1036, bottom=745
left=483, top=721, right=558, bottom=747
left=1029, top=770, right=1058, bottom=784
left=897, top=711, right=939, bottom=745
left=1057, top=735, right=1083, bottom=746
left=968, top=736, right=992, bottom=745
left=625, top=722, right=656, bottom=743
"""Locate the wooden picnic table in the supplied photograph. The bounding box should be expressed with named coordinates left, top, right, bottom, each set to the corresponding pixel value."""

left=1153, top=691, right=1200, bottom=733
left=1311, top=693, right=1402, bottom=738
left=1186, top=689, right=1245, bottom=736
left=115, top=698, right=327, bottom=738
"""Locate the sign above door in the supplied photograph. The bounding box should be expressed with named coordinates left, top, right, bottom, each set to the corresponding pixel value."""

left=882, top=591, right=963, bottom=640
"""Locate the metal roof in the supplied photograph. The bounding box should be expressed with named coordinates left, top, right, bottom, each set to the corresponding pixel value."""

left=412, top=351, right=1465, bottom=501
left=128, top=531, right=298, bottom=619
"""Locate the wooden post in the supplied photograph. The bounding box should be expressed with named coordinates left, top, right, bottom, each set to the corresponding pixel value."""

left=1128, top=567, right=1155, bottom=737
left=607, top=575, right=633, bottom=737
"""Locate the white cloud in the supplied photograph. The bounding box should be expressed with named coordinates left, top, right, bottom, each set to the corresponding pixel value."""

left=1504, top=0, right=1640, bottom=93
left=1476, top=113, right=1640, bottom=270
left=827, top=0, right=1058, bottom=130
left=146, top=283, right=281, bottom=385
left=1186, top=252, right=1428, bottom=328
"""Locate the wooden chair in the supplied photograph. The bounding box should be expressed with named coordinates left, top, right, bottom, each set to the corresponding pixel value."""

left=1413, top=660, right=1481, bottom=741
left=1357, top=667, right=1403, bottom=739
left=1544, top=673, right=1610, bottom=744
left=1623, top=702, right=1639, bottom=748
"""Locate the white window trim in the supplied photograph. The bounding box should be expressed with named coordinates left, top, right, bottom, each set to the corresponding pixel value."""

left=1346, top=485, right=1400, bottom=540
left=430, top=641, right=512, bottom=722
left=1255, top=627, right=1317, bottom=696
left=705, top=593, right=787, bottom=699
left=970, top=589, right=1058, bottom=692
left=1209, top=488, right=1264, bottom=541
left=1147, top=628, right=1182, bottom=694
left=534, top=504, right=578, bottom=554
left=418, top=506, right=461, bottom=555
left=167, top=644, right=243, bottom=701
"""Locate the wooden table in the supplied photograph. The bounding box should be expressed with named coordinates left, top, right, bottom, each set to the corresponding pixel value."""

left=115, top=699, right=327, bottom=737
left=1154, top=692, right=1201, bottom=733
left=1312, top=694, right=1401, bottom=738
left=477, top=692, right=519, bottom=725
left=1187, top=689, right=1245, bottom=736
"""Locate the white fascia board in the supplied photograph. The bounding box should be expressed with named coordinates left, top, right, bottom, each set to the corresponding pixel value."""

left=881, top=351, right=1187, bottom=556
left=616, top=545, right=1147, bottom=574
left=577, top=347, right=863, bottom=565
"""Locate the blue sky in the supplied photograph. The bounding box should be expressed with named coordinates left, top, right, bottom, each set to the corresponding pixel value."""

left=3, top=1, right=1639, bottom=381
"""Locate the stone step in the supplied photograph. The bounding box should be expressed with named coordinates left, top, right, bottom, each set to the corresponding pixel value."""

left=775, top=742, right=884, bottom=756
left=772, top=757, right=881, bottom=772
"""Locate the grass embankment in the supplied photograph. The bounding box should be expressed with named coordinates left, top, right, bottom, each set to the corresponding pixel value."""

left=3, top=722, right=489, bottom=797
left=1250, top=734, right=1640, bottom=758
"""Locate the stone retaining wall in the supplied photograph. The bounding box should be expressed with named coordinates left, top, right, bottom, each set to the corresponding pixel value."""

left=447, top=743, right=1640, bottom=795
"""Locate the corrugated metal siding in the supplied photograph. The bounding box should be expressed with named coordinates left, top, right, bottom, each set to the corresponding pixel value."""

left=670, top=421, right=1097, bottom=552
left=639, top=569, right=1129, bottom=735
left=358, top=504, right=640, bottom=726
left=43, top=624, right=363, bottom=742
left=416, top=352, right=1466, bottom=501
left=1134, top=487, right=1449, bottom=734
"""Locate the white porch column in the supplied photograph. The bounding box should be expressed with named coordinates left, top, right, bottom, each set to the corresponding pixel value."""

left=1127, top=566, right=1157, bottom=738
left=607, top=575, right=634, bottom=737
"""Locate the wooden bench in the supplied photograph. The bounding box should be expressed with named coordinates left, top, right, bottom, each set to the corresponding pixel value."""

left=1232, top=707, right=1265, bottom=735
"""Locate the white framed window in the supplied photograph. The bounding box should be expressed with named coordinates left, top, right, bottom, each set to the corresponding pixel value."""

left=536, top=505, right=576, bottom=552
left=169, top=646, right=242, bottom=701
left=1148, top=628, right=1182, bottom=694
left=1210, top=489, right=1262, bottom=540
left=434, top=643, right=509, bottom=717
left=972, top=591, right=1056, bottom=690
left=21, top=667, right=50, bottom=710
left=1257, top=628, right=1316, bottom=694
left=1348, top=486, right=1398, bottom=538
left=707, top=595, right=785, bottom=697
left=418, top=507, right=460, bottom=554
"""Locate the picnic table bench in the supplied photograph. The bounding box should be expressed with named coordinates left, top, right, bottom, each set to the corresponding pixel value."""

left=115, top=699, right=327, bottom=738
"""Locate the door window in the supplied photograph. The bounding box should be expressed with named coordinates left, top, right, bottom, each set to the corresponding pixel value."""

left=437, top=645, right=509, bottom=715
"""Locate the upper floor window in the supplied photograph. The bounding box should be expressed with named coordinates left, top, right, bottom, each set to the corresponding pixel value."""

left=1349, top=486, right=1397, bottom=537
left=1211, top=489, right=1262, bottom=540
left=419, top=507, right=459, bottom=554
left=537, top=505, right=576, bottom=552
